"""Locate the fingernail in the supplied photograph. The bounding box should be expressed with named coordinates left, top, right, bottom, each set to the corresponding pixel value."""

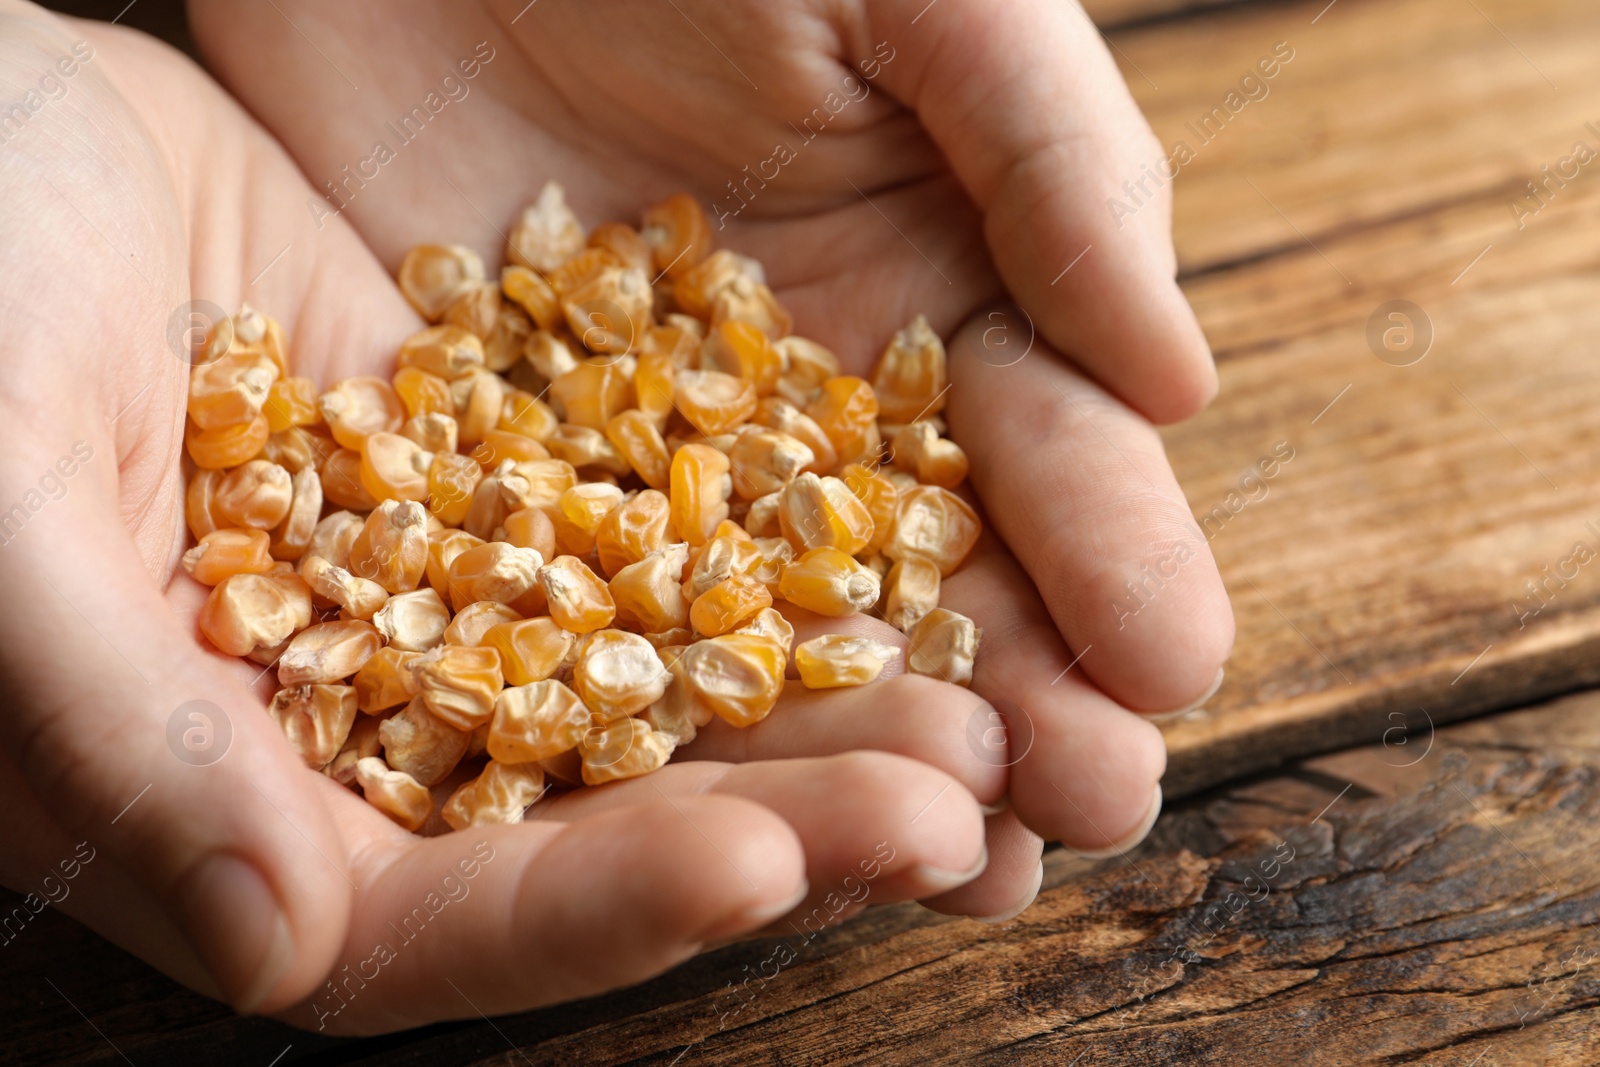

left=907, top=844, right=989, bottom=894
left=179, top=853, right=294, bottom=1014
left=1146, top=667, right=1224, bottom=722
left=979, top=797, right=1011, bottom=817
left=975, top=859, right=1044, bottom=925
left=697, top=879, right=810, bottom=944
left=1064, top=782, right=1163, bottom=860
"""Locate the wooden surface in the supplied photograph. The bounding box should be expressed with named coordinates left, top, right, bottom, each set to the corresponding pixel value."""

left=10, top=0, right=1600, bottom=1063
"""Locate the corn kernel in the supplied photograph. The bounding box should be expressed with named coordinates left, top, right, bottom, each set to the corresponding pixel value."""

left=402, top=412, right=459, bottom=454
left=641, top=193, right=712, bottom=280
left=748, top=537, right=795, bottom=592
left=546, top=423, right=631, bottom=476
left=186, top=413, right=269, bottom=469
left=301, top=511, right=365, bottom=576
left=447, top=541, right=546, bottom=615
left=319, top=376, right=404, bottom=450
left=773, top=337, right=841, bottom=407
left=728, top=427, right=814, bottom=500
left=393, top=365, right=456, bottom=418
left=883, top=485, right=981, bottom=576
left=890, top=421, right=969, bottom=489
left=444, top=601, right=523, bottom=647
left=674, top=369, right=757, bottom=436
left=673, top=249, right=762, bottom=319
left=734, top=606, right=794, bottom=653
left=489, top=679, right=592, bottom=763
left=684, top=535, right=763, bottom=600
left=278, top=620, right=383, bottom=686
left=500, top=388, right=561, bottom=443
left=442, top=280, right=502, bottom=341
left=424, top=527, right=481, bottom=590
left=565, top=265, right=652, bottom=355
left=471, top=429, right=549, bottom=469
left=443, top=760, right=547, bottom=829
left=669, top=443, right=732, bottom=546
left=754, top=397, right=837, bottom=475
left=572, top=628, right=669, bottom=718
left=261, top=425, right=334, bottom=475
left=320, top=449, right=380, bottom=511
left=502, top=264, right=563, bottom=329
left=795, top=635, right=899, bottom=688
left=806, top=376, right=879, bottom=467
left=188, top=349, right=278, bottom=431
left=327, top=715, right=385, bottom=787
left=380, top=696, right=471, bottom=786
left=452, top=367, right=506, bottom=448
left=199, top=569, right=312, bottom=656
left=426, top=451, right=482, bottom=526
left=702, top=320, right=782, bottom=395
left=373, top=588, right=451, bottom=652
left=580, top=716, right=676, bottom=785
left=637, top=665, right=707, bottom=747
left=883, top=557, right=941, bottom=633
left=690, top=575, right=772, bottom=637
left=778, top=547, right=881, bottom=616
left=743, top=491, right=783, bottom=538
left=262, top=375, right=318, bottom=433
left=499, top=506, right=557, bottom=559
left=777, top=472, right=874, bottom=555
left=359, top=431, right=432, bottom=503
left=676, top=634, right=786, bottom=728
left=348, top=499, right=429, bottom=593
left=633, top=349, right=678, bottom=426
left=483, top=617, right=576, bottom=686
left=268, top=684, right=357, bottom=769
left=539, top=555, right=616, bottom=633
left=399, top=244, right=486, bottom=321
left=353, top=647, right=423, bottom=713
left=710, top=275, right=791, bottom=340
left=839, top=462, right=899, bottom=553
left=906, top=608, right=981, bottom=687
left=524, top=328, right=581, bottom=382
left=872, top=314, right=947, bottom=424
left=546, top=483, right=621, bottom=557
left=182, top=528, right=273, bottom=586
left=407, top=644, right=503, bottom=731
left=270, top=466, right=323, bottom=562
left=302, top=556, right=390, bottom=621
left=482, top=302, right=532, bottom=373
left=594, top=490, right=671, bottom=577
left=507, top=181, right=585, bottom=273
left=604, top=410, right=672, bottom=490
left=355, top=757, right=433, bottom=831
left=610, top=546, right=691, bottom=633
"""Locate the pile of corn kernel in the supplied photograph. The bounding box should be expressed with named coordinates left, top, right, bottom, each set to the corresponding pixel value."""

left=183, top=185, right=982, bottom=834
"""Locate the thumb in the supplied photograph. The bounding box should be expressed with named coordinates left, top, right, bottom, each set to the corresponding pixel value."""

left=872, top=0, right=1217, bottom=422
left=0, top=446, right=351, bottom=1013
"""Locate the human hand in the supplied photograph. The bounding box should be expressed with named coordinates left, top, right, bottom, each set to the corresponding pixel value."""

left=0, top=2, right=1001, bottom=1033
left=187, top=0, right=1236, bottom=904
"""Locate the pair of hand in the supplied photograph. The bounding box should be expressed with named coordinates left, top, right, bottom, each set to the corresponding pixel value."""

left=0, top=0, right=1231, bottom=1033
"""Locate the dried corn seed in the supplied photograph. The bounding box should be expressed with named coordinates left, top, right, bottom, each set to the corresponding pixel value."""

left=408, top=644, right=503, bottom=731
left=444, top=601, right=523, bottom=647
left=359, top=431, right=432, bottom=503
left=268, top=684, right=357, bottom=769
left=703, top=320, right=782, bottom=395
left=502, top=458, right=578, bottom=514
left=471, top=428, right=548, bottom=469
left=565, top=265, right=652, bottom=355
left=442, top=280, right=502, bottom=341
left=502, top=264, right=562, bottom=329
left=773, top=336, right=841, bottom=407
left=883, top=557, right=942, bottom=633
left=353, top=647, right=423, bottom=713
left=355, top=757, right=432, bottom=831
left=203, top=304, right=287, bottom=376
left=380, top=696, right=471, bottom=786
left=499, top=388, right=560, bottom=444
left=748, top=537, right=795, bottom=592
left=372, top=587, right=451, bottom=651
left=446, top=541, right=546, bottom=614
left=632, top=348, right=678, bottom=426
left=728, top=428, right=814, bottom=500
left=261, top=425, right=332, bottom=475
left=733, top=606, right=794, bottom=653
left=319, top=376, right=404, bottom=450
left=872, top=314, right=947, bottom=424
left=452, top=367, right=507, bottom=448
left=489, top=679, right=592, bottom=763
left=402, top=412, right=459, bottom=454
left=182, top=528, right=273, bottom=586
left=499, top=505, right=557, bottom=559
left=806, top=376, right=879, bottom=467
left=546, top=423, right=631, bottom=476
left=610, top=546, right=692, bottom=634
left=425, top=450, right=481, bottom=527
left=676, top=634, right=786, bottom=728
left=319, top=448, right=380, bottom=510
left=348, top=499, right=429, bottom=593
left=539, top=554, right=616, bottom=633
left=572, top=629, right=669, bottom=718
left=890, top=421, right=969, bottom=489
left=302, top=556, right=390, bottom=621
left=188, top=349, right=279, bottom=431
left=264, top=376, right=319, bottom=434
left=550, top=360, right=630, bottom=431
left=524, top=328, right=581, bottom=383
left=210, top=460, right=292, bottom=530
left=269, top=466, right=323, bottom=562
left=838, top=462, right=899, bottom=553
left=423, top=527, right=482, bottom=592
left=673, top=249, right=762, bottom=319
left=483, top=617, right=576, bottom=686
left=588, top=221, right=652, bottom=271
left=795, top=635, right=899, bottom=689
left=753, top=397, right=837, bottom=475
left=198, top=569, right=312, bottom=656
left=399, top=244, right=486, bottom=321
left=327, top=715, right=385, bottom=787
left=550, top=483, right=624, bottom=557
left=507, top=181, right=585, bottom=273
left=301, top=511, right=364, bottom=576
left=684, top=535, right=763, bottom=600
left=637, top=666, right=705, bottom=747
left=777, top=472, right=874, bottom=555
left=641, top=193, right=712, bottom=280
left=675, top=369, right=757, bottom=436
left=669, top=443, right=732, bottom=546
left=743, top=490, right=783, bottom=539
left=882, top=485, right=981, bottom=577
left=443, top=760, right=547, bottom=829
left=186, top=413, right=269, bottom=469
left=778, top=547, right=881, bottom=617
left=906, top=608, right=981, bottom=687
left=278, top=620, right=383, bottom=686
left=580, top=716, right=675, bottom=786
left=710, top=275, right=792, bottom=339
left=604, top=409, right=672, bottom=490
left=690, top=575, right=772, bottom=637
left=482, top=302, right=533, bottom=373
left=392, top=365, right=456, bottom=418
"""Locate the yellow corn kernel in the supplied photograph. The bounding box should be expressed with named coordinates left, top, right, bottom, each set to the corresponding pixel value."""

left=359, top=431, right=432, bottom=503
left=806, top=376, right=879, bottom=467
left=674, top=369, right=757, bottom=436
left=546, top=423, right=631, bottom=477
left=301, top=510, right=365, bottom=576
left=210, top=460, right=293, bottom=530
left=641, top=193, right=713, bottom=280
left=637, top=661, right=706, bottom=747
left=539, top=555, right=616, bottom=633
left=549, top=360, right=631, bottom=431
left=354, top=757, right=433, bottom=831
left=610, top=546, right=691, bottom=634
left=672, top=249, right=761, bottom=319
left=883, top=485, right=982, bottom=577
left=500, top=388, right=561, bottom=443
left=580, top=715, right=676, bottom=785
left=270, top=466, right=323, bottom=563
left=426, top=451, right=482, bottom=526
left=425, top=528, right=484, bottom=592
left=201, top=303, right=286, bottom=376
left=794, top=635, right=900, bottom=689
left=549, top=483, right=623, bottom=557
left=669, top=443, right=732, bottom=546
left=380, top=696, right=471, bottom=786
left=733, top=606, right=794, bottom=654
left=839, top=462, right=899, bottom=553
left=407, top=643, right=503, bottom=731
left=709, top=275, right=792, bottom=340
left=690, top=575, right=772, bottom=637
left=676, top=634, right=787, bottom=728
left=564, top=265, right=652, bottom=355
left=319, top=376, right=405, bottom=450
left=778, top=547, right=881, bottom=616
left=702, top=320, right=782, bottom=396
left=777, top=472, right=874, bottom=555
left=489, top=680, right=592, bottom=763
left=595, top=489, right=671, bottom=577
left=728, top=427, right=814, bottom=500
left=444, top=601, right=523, bottom=647
left=748, top=537, right=795, bottom=593
left=326, top=715, right=385, bottom=787
left=524, top=328, right=581, bottom=382
left=262, top=424, right=335, bottom=475
left=872, top=314, right=947, bottom=424
left=507, top=181, right=586, bottom=274
left=185, top=413, right=269, bottom=470
left=451, top=367, right=506, bottom=448
left=890, top=421, right=970, bottom=489
left=604, top=410, right=672, bottom=489
left=262, top=375, right=318, bottom=434
left=318, top=449, right=379, bottom=511
left=302, top=556, right=390, bottom=621
left=471, top=428, right=549, bottom=470
left=906, top=608, right=982, bottom=687
left=399, top=244, right=486, bottom=321
left=585, top=220, right=650, bottom=270
left=446, top=541, right=546, bottom=614
left=482, top=617, right=575, bottom=686
left=188, top=349, right=279, bottom=431
left=493, top=510, right=551, bottom=563
left=502, top=264, right=563, bottom=329
left=443, top=761, right=547, bottom=829
left=182, top=528, right=273, bottom=586
left=402, top=412, right=458, bottom=454
left=773, top=336, right=841, bottom=408
left=353, top=647, right=423, bottom=713
left=743, top=491, right=782, bottom=539
left=573, top=629, right=670, bottom=718
left=198, top=569, right=312, bottom=656
left=633, top=348, right=679, bottom=426
left=392, top=365, right=456, bottom=418
left=753, top=397, right=837, bottom=475
left=372, top=588, right=451, bottom=653
left=268, top=684, right=357, bottom=769
left=485, top=301, right=533, bottom=374
left=883, top=557, right=942, bottom=633
left=442, top=280, right=502, bottom=341
left=684, top=535, right=763, bottom=600
left=277, top=620, right=382, bottom=686
left=348, top=499, right=429, bottom=593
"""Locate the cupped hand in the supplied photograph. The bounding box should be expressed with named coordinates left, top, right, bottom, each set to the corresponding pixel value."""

left=0, top=3, right=1000, bottom=1033
left=187, top=0, right=1236, bottom=904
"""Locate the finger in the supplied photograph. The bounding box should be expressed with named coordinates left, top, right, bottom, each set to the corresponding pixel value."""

left=274, top=793, right=807, bottom=1032
left=0, top=475, right=350, bottom=1014
left=947, top=314, right=1234, bottom=714
left=872, top=0, right=1216, bottom=421
left=938, top=537, right=1169, bottom=852
left=917, top=807, right=1044, bottom=922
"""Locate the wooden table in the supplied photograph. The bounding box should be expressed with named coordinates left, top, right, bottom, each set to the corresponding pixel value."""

left=9, top=0, right=1600, bottom=1062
